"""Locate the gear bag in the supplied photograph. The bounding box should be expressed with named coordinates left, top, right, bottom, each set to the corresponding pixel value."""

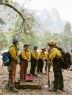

left=25, top=74, right=33, bottom=82
left=2, top=52, right=10, bottom=66
left=61, top=52, right=71, bottom=69
left=57, top=47, right=71, bottom=69
left=2, top=46, right=17, bottom=66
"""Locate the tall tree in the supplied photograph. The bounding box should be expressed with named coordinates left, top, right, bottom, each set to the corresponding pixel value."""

left=64, top=22, right=71, bottom=34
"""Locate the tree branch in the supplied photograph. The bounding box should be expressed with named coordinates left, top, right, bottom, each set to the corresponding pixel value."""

left=0, top=3, right=25, bottom=22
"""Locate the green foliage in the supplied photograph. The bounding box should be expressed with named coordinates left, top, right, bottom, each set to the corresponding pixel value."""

left=38, top=31, right=52, bottom=48
left=0, top=0, right=36, bottom=50
left=0, top=0, right=72, bottom=52
left=0, top=32, right=7, bottom=50
left=64, top=22, right=71, bottom=34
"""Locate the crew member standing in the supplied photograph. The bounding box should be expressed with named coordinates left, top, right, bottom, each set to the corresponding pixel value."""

left=48, top=40, right=64, bottom=92
left=37, top=48, right=46, bottom=73
left=30, top=46, right=38, bottom=76
left=8, top=36, right=19, bottom=92
left=20, top=44, right=30, bottom=80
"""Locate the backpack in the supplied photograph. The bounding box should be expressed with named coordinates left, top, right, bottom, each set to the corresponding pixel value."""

left=2, top=52, right=10, bottom=66
left=59, top=52, right=71, bottom=69
left=61, top=52, right=71, bottom=69
left=57, top=47, right=71, bottom=69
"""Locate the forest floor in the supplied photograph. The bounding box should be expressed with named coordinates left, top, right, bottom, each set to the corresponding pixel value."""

left=0, top=56, right=72, bottom=95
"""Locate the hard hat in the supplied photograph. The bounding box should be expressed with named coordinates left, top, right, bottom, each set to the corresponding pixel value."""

left=34, top=45, right=38, bottom=48
left=12, top=36, right=19, bottom=43
left=24, top=43, right=30, bottom=47
left=48, top=40, right=56, bottom=46
left=41, top=48, right=46, bottom=51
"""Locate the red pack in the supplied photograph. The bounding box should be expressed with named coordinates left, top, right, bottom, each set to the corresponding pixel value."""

left=25, top=74, right=33, bottom=82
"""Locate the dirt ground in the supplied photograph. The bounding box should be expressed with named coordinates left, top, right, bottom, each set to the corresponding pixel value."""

left=0, top=56, right=72, bottom=95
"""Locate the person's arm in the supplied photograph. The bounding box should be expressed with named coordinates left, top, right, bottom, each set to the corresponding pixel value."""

left=49, top=48, right=61, bottom=61
left=26, top=51, right=31, bottom=61
left=21, top=50, right=28, bottom=60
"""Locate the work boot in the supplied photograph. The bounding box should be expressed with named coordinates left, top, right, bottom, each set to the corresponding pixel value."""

left=10, top=84, right=18, bottom=93
left=58, top=88, right=64, bottom=91
left=49, top=88, right=57, bottom=92
left=10, top=87, right=18, bottom=93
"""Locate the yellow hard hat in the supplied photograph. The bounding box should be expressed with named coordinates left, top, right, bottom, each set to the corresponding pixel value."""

left=48, top=40, right=56, bottom=46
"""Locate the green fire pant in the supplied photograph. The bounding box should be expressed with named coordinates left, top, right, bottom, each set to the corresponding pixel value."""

left=53, top=58, right=64, bottom=90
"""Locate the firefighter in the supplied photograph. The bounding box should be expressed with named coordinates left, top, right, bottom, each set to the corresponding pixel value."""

left=48, top=40, right=64, bottom=92
left=20, top=44, right=30, bottom=80
left=30, top=46, right=38, bottom=76
left=8, top=36, right=19, bottom=92
left=37, top=48, right=46, bottom=73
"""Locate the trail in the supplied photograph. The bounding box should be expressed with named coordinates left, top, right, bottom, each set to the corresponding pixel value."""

left=0, top=56, right=72, bottom=95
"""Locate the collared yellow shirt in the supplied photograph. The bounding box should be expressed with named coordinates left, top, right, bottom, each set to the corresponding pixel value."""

left=49, top=48, right=62, bottom=61
left=9, top=45, right=18, bottom=61
left=20, top=49, right=31, bottom=60
left=31, top=50, right=38, bottom=60
left=38, top=51, right=47, bottom=60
